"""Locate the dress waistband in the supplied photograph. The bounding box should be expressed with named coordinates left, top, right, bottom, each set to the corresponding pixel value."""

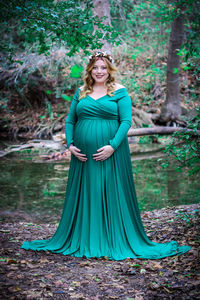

left=78, top=116, right=118, bottom=121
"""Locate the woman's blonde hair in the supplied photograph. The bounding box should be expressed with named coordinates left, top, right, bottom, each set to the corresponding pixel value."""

left=79, top=55, right=117, bottom=100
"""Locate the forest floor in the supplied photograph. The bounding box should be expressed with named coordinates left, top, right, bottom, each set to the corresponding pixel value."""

left=0, top=203, right=199, bottom=300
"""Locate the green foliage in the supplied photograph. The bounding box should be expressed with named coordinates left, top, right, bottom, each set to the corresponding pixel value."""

left=111, top=1, right=172, bottom=107
left=1, top=0, right=112, bottom=110
left=0, top=0, right=120, bottom=59
left=70, top=64, right=84, bottom=78
left=0, top=0, right=199, bottom=114
left=163, top=108, right=200, bottom=175
left=124, top=1, right=173, bottom=52
left=46, top=101, right=54, bottom=120
left=110, top=0, right=135, bottom=32
left=173, top=68, right=179, bottom=74
left=138, top=136, right=152, bottom=144
left=61, top=94, right=72, bottom=102
left=46, top=90, right=52, bottom=95
left=0, top=49, right=85, bottom=112
left=112, top=0, right=199, bottom=107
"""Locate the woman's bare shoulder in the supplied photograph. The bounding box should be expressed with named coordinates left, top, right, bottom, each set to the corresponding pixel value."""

left=114, top=83, right=126, bottom=90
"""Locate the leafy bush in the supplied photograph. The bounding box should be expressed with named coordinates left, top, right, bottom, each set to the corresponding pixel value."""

left=162, top=108, right=200, bottom=175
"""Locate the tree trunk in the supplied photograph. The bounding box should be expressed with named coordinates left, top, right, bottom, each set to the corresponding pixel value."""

left=159, top=13, right=185, bottom=125
left=92, top=0, right=112, bottom=54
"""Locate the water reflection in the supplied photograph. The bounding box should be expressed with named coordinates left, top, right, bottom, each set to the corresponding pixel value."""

left=167, top=162, right=180, bottom=204
left=0, top=156, right=199, bottom=222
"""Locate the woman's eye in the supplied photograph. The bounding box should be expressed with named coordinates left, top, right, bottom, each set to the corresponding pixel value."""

left=93, top=66, right=107, bottom=70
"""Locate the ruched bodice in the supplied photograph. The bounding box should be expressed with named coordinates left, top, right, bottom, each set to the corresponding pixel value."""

left=65, top=88, right=132, bottom=152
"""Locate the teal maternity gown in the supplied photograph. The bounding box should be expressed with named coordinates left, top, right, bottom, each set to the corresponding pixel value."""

left=21, top=87, right=191, bottom=260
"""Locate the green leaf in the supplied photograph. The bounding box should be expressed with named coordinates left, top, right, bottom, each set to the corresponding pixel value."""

left=46, top=90, right=52, bottom=95
left=183, top=66, right=190, bottom=70
left=0, top=257, right=7, bottom=262
left=132, top=53, right=138, bottom=60
left=70, top=64, right=84, bottom=78
left=14, top=60, right=23, bottom=65
left=95, top=277, right=100, bottom=282
left=130, top=264, right=141, bottom=267
left=61, top=94, right=72, bottom=101
left=173, top=68, right=179, bottom=74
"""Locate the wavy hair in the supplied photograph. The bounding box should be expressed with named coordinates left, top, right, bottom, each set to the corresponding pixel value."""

left=79, top=56, right=117, bottom=100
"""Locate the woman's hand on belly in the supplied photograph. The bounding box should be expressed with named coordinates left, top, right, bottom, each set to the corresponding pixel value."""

left=92, top=145, right=114, bottom=161
left=69, top=145, right=88, bottom=162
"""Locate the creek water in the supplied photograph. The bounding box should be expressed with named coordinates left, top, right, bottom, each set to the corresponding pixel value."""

left=0, top=149, right=199, bottom=222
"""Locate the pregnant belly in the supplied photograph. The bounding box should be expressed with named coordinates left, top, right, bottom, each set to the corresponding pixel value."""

left=73, top=119, right=119, bottom=155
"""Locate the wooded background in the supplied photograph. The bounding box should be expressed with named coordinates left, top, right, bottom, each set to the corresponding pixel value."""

left=0, top=0, right=199, bottom=171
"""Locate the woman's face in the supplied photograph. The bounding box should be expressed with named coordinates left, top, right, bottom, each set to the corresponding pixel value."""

left=91, top=58, right=109, bottom=84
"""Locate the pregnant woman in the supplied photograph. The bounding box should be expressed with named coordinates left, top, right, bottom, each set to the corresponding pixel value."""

left=21, top=51, right=191, bottom=260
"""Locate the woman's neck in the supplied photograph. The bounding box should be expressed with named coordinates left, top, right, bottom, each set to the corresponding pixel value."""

left=93, top=83, right=107, bottom=90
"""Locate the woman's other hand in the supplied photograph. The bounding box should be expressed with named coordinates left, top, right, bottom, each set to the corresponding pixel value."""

left=69, top=145, right=88, bottom=162
left=92, top=145, right=114, bottom=161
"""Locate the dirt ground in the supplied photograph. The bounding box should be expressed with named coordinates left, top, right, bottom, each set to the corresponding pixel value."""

left=0, top=203, right=199, bottom=300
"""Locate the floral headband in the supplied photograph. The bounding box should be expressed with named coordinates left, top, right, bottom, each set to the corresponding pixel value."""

left=88, top=51, right=114, bottom=63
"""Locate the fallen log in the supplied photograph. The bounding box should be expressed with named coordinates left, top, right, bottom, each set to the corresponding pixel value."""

left=0, top=140, right=65, bottom=158
left=127, top=126, right=200, bottom=137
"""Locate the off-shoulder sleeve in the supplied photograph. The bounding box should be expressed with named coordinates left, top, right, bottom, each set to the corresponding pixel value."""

left=65, top=88, right=79, bottom=148
left=108, top=89, right=132, bottom=151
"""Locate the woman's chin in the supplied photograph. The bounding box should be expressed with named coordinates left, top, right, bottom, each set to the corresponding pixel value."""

left=94, top=78, right=106, bottom=84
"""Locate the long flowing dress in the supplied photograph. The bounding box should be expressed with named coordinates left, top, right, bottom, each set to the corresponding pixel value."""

left=21, top=87, right=191, bottom=260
